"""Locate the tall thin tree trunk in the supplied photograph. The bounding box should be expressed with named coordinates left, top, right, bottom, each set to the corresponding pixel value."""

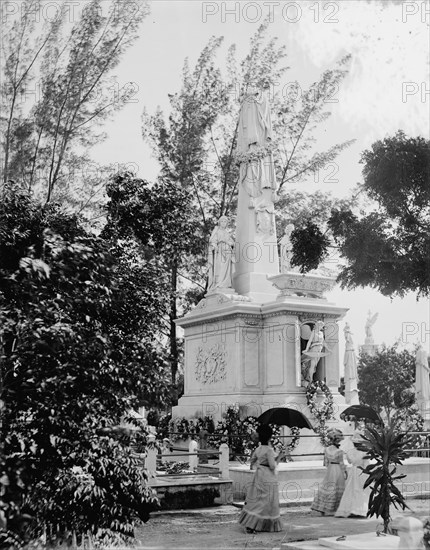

left=3, top=90, right=17, bottom=183
left=169, top=260, right=178, bottom=401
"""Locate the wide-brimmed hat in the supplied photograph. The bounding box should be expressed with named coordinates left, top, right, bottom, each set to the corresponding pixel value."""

left=327, top=428, right=344, bottom=443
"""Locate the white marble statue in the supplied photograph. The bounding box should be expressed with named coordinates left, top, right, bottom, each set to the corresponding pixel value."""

left=301, top=320, right=328, bottom=387
left=207, top=216, right=235, bottom=291
left=280, top=224, right=295, bottom=273
left=237, top=86, right=278, bottom=204
left=343, top=323, right=359, bottom=405
left=364, top=310, right=379, bottom=342
left=188, top=437, right=199, bottom=471
left=415, top=346, right=430, bottom=413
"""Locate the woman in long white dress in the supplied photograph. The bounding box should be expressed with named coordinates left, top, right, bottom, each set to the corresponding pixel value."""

left=335, top=430, right=370, bottom=518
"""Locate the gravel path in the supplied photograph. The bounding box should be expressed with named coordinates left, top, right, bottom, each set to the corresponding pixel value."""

left=134, top=499, right=429, bottom=550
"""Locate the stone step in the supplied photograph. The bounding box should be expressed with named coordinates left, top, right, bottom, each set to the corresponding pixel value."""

left=232, top=496, right=313, bottom=509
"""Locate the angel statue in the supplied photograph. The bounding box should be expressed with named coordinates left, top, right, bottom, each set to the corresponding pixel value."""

left=364, top=311, right=379, bottom=343
left=301, top=320, right=331, bottom=387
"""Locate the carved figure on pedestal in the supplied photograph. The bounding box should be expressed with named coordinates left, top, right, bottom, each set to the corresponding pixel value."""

left=301, top=320, right=330, bottom=387
left=280, top=224, right=296, bottom=273
left=255, top=192, right=278, bottom=235
left=364, top=311, right=378, bottom=343
left=343, top=322, right=359, bottom=405
left=237, top=86, right=278, bottom=208
left=207, top=216, right=235, bottom=292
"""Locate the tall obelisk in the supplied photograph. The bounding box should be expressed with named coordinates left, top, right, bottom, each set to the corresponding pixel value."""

left=233, top=86, right=280, bottom=302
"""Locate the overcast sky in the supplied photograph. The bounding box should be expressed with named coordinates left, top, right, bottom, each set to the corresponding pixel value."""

left=92, top=0, right=430, bottom=359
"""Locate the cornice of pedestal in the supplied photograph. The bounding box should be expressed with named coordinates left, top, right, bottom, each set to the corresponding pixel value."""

left=174, top=292, right=263, bottom=328
left=175, top=288, right=348, bottom=328
left=262, top=299, right=349, bottom=320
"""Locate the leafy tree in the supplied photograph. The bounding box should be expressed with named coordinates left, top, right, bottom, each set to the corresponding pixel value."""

left=1, top=0, right=149, bottom=209
left=290, top=222, right=331, bottom=273
left=0, top=182, right=166, bottom=543
left=328, top=131, right=430, bottom=297
left=103, top=172, right=206, bottom=392
left=357, top=344, right=419, bottom=424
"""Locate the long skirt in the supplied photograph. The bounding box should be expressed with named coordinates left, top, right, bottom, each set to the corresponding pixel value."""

left=335, top=466, right=370, bottom=517
left=311, top=463, right=345, bottom=516
left=238, top=465, right=282, bottom=532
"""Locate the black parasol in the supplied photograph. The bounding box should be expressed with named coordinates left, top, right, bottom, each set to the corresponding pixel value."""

left=341, top=404, right=382, bottom=424
left=257, top=407, right=313, bottom=429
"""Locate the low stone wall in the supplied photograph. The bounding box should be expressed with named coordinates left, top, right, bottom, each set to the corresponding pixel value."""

left=229, top=457, right=430, bottom=503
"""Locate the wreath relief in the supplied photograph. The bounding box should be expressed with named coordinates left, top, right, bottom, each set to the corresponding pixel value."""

left=195, top=343, right=227, bottom=384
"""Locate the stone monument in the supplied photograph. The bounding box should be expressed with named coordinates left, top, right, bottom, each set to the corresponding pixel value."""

left=173, top=86, right=348, bottom=450
left=360, top=310, right=379, bottom=356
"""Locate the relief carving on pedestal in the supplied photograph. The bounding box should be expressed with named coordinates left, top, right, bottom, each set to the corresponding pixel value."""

left=195, top=343, right=227, bottom=384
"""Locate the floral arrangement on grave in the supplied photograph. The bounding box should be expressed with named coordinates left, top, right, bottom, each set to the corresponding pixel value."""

left=306, top=380, right=335, bottom=446
left=168, top=416, right=215, bottom=443
left=206, top=405, right=243, bottom=455
left=171, top=407, right=302, bottom=460
left=157, top=461, right=190, bottom=475
left=157, top=413, right=172, bottom=439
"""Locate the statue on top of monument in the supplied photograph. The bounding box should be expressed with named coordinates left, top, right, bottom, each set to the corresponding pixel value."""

left=207, top=215, right=235, bottom=292
left=364, top=310, right=379, bottom=342
left=236, top=84, right=278, bottom=208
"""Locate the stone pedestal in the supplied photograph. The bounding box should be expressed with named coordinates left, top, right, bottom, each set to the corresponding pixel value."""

left=360, top=341, right=379, bottom=356
left=173, top=290, right=348, bottom=423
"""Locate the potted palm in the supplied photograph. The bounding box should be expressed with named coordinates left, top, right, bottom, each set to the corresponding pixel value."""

left=423, top=518, right=430, bottom=550
left=355, top=424, right=415, bottom=534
